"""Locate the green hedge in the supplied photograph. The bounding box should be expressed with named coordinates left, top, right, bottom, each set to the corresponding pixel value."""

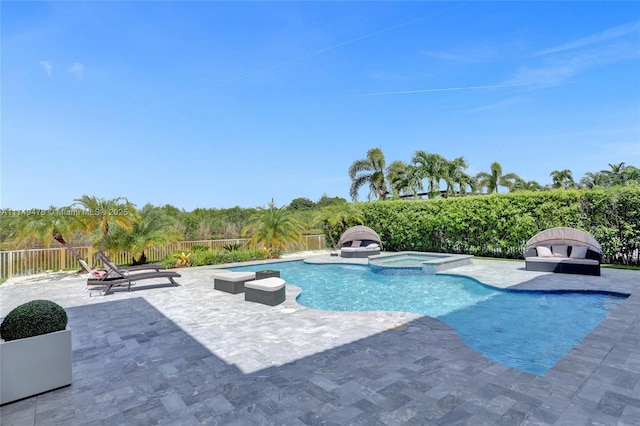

left=163, top=248, right=269, bottom=268
left=358, top=186, right=640, bottom=265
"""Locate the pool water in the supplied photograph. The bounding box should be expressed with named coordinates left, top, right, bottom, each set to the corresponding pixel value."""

left=231, top=261, right=627, bottom=375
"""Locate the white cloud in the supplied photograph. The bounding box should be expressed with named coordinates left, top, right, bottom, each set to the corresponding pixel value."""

left=68, top=62, right=84, bottom=80
left=507, top=41, right=638, bottom=89
left=38, top=60, right=52, bottom=76
left=499, top=20, right=640, bottom=89
left=534, top=20, right=640, bottom=57
left=507, top=61, right=580, bottom=89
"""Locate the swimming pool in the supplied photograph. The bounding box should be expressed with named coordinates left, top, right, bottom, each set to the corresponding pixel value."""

left=231, top=260, right=627, bottom=375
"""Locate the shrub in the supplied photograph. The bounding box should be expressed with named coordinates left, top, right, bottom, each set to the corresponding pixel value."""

left=222, top=243, right=243, bottom=252
left=1, top=300, right=68, bottom=342
left=359, top=187, right=640, bottom=264
left=164, top=248, right=268, bottom=267
left=172, top=251, right=192, bottom=268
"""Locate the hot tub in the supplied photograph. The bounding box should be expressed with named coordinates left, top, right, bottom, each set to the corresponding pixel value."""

left=368, top=251, right=473, bottom=274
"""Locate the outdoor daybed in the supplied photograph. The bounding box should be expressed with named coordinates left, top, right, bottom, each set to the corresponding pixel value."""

left=524, top=227, right=603, bottom=276
left=339, top=225, right=383, bottom=258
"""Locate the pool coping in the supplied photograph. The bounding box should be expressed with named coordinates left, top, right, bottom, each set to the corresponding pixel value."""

left=1, top=255, right=638, bottom=424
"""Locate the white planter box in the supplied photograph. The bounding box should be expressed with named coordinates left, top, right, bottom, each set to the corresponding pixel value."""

left=0, top=328, right=72, bottom=405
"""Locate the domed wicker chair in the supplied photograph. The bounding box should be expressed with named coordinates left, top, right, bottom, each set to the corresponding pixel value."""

left=524, top=227, right=603, bottom=276
left=338, top=225, right=383, bottom=258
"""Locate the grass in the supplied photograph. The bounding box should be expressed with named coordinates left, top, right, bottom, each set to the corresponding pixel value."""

left=474, top=256, right=522, bottom=262
left=602, top=264, right=640, bottom=271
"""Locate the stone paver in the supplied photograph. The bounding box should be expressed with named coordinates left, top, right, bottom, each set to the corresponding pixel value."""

left=0, top=255, right=638, bottom=425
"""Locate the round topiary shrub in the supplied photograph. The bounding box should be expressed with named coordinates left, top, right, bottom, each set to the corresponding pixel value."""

left=0, top=300, right=68, bottom=342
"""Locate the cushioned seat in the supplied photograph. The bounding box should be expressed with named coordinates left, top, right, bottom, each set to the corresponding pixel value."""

left=340, top=246, right=380, bottom=258
left=212, top=271, right=256, bottom=294
left=525, top=256, right=599, bottom=265
left=524, top=227, right=603, bottom=276
left=244, top=277, right=286, bottom=306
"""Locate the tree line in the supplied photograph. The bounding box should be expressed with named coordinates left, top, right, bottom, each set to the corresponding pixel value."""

left=0, top=194, right=354, bottom=263
left=348, top=147, right=640, bottom=201
left=3, top=150, right=638, bottom=267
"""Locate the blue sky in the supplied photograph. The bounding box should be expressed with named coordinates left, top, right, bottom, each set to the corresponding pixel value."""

left=2, top=1, right=639, bottom=211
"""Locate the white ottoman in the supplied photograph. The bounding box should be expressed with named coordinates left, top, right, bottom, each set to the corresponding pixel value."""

left=212, top=271, right=256, bottom=294
left=244, top=277, right=286, bottom=306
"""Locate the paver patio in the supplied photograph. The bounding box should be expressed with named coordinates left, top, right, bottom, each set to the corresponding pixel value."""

left=1, top=255, right=638, bottom=425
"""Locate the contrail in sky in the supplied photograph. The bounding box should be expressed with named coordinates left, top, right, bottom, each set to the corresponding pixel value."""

left=363, top=83, right=529, bottom=96
left=148, top=2, right=472, bottom=108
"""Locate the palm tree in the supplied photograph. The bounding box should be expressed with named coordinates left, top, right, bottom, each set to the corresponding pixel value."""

left=511, top=178, right=543, bottom=192
left=349, top=148, right=388, bottom=201
left=73, top=195, right=137, bottom=266
left=604, top=162, right=630, bottom=186
left=624, top=165, right=640, bottom=184
left=475, top=162, right=520, bottom=194
left=458, top=173, right=478, bottom=195
left=314, top=202, right=364, bottom=249
left=550, top=169, right=575, bottom=189
left=386, top=160, right=423, bottom=198
left=13, top=207, right=84, bottom=261
left=412, top=151, right=445, bottom=198
left=241, top=200, right=304, bottom=252
left=293, top=210, right=321, bottom=235
left=579, top=171, right=607, bottom=189
left=105, top=204, right=180, bottom=264
left=441, top=156, right=469, bottom=197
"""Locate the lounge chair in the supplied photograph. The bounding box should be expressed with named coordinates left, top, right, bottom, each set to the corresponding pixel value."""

left=524, top=227, right=603, bottom=276
left=97, top=251, right=166, bottom=274
left=79, top=259, right=181, bottom=295
left=80, top=252, right=166, bottom=282
left=338, top=225, right=383, bottom=258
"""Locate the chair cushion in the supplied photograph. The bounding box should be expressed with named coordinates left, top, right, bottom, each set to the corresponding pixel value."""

left=536, top=246, right=553, bottom=257
left=552, top=245, right=569, bottom=258
left=213, top=271, right=256, bottom=281
left=244, top=277, right=285, bottom=291
left=570, top=246, right=588, bottom=259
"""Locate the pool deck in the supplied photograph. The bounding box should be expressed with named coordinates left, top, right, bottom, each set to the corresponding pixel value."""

left=1, top=254, right=638, bottom=425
